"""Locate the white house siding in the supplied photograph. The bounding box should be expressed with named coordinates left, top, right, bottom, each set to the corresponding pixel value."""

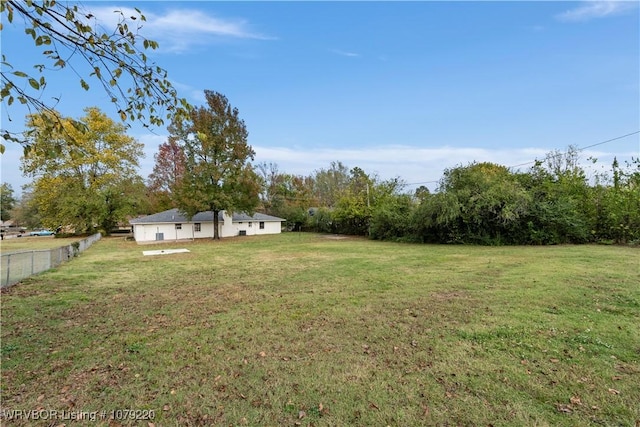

left=222, top=218, right=283, bottom=237
left=257, top=221, right=282, bottom=235
left=130, top=209, right=284, bottom=243
left=134, top=222, right=217, bottom=242
left=134, top=223, right=189, bottom=242
left=220, top=212, right=237, bottom=237
left=197, top=222, right=217, bottom=239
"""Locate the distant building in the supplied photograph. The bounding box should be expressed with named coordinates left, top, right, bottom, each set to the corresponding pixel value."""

left=129, top=208, right=285, bottom=243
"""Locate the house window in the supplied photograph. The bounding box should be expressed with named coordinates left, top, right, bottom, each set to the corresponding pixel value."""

left=248, top=222, right=252, bottom=227
left=175, top=224, right=182, bottom=230
left=259, top=222, right=265, bottom=229
left=194, top=223, right=201, bottom=232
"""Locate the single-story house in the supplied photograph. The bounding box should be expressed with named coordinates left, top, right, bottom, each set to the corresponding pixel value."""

left=1, top=220, right=15, bottom=230
left=129, top=208, right=285, bottom=243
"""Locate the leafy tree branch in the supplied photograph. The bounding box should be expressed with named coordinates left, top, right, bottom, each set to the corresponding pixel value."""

left=1, top=0, right=189, bottom=152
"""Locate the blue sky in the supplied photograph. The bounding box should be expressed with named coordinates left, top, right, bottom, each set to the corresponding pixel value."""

left=2, top=1, right=639, bottom=196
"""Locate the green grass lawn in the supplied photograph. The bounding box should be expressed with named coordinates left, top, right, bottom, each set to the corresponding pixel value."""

left=0, top=236, right=83, bottom=254
left=1, top=233, right=638, bottom=426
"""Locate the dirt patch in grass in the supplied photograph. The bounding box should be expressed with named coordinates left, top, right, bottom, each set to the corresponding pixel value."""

left=428, top=290, right=470, bottom=301
left=319, top=234, right=363, bottom=240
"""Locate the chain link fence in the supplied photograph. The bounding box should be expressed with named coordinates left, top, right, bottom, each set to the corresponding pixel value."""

left=1, top=233, right=102, bottom=288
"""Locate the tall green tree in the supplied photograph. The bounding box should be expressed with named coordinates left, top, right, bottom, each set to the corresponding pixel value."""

left=256, top=161, right=281, bottom=213
left=369, top=188, right=414, bottom=242
left=411, top=191, right=462, bottom=243
left=256, top=162, right=317, bottom=230
left=1, top=1, right=189, bottom=150
left=313, top=161, right=351, bottom=208
left=426, top=162, right=531, bottom=244
left=592, top=157, right=640, bottom=243
left=8, top=186, right=41, bottom=229
left=332, top=167, right=373, bottom=235
left=272, top=176, right=313, bottom=230
left=171, top=90, right=261, bottom=239
left=0, top=183, right=16, bottom=222
left=21, top=107, right=145, bottom=234
left=518, top=147, right=591, bottom=244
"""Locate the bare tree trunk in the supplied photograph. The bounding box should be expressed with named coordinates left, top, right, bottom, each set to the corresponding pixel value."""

left=213, top=209, right=220, bottom=240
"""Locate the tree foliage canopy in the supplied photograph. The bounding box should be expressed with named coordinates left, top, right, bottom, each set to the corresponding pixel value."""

left=255, top=150, right=639, bottom=245
left=256, top=161, right=314, bottom=231
left=0, top=183, right=17, bottom=222
left=7, top=187, right=41, bottom=229
left=146, top=138, right=185, bottom=213
left=171, top=90, right=261, bottom=239
left=1, top=0, right=189, bottom=152
left=22, top=107, right=145, bottom=234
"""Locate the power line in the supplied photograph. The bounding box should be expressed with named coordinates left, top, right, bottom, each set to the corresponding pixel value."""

left=579, top=130, right=640, bottom=151
left=508, top=130, right=640, bottom=169
left=405, top=130, right=640, bottom=187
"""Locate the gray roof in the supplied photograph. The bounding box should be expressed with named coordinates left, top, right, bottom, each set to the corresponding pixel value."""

left=130, top=208, right=285, bottom=224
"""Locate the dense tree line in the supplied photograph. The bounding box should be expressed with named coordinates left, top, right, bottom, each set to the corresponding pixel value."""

left=6, top=90, right=637, bottom=245
left=144, top=139, right=639, bottom=245
left=249, top=151, right=639, bottom=246
left=8, top=120, right=638, bottom=245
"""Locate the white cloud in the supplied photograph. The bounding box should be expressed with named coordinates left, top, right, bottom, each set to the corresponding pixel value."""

left=250, top=145, right=632, bottom=191
left=555, top=1, right=639, bottom=22
left=330, top=49, right=361, bottom=58
left=170, top=80, right=206, bottom=104
left=528, top=25, right=546, bottom=32
left=89, top=7, right=275, bottom=53
left=131, top=139, right=553, bottom=191
left=252, top=145, right=545, bottom=191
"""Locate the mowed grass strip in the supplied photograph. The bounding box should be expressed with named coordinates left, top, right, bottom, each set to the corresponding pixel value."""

left=0, top=236, right=84, bottom=254
left=1, top=234, right=638, bottom=426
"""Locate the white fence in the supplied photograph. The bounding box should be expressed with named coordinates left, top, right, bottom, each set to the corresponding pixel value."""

left=1, top=233, right=101, bottom=288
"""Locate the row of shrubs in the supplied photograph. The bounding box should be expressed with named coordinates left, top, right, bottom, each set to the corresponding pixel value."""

left=294, top=161, right=639, bottom=245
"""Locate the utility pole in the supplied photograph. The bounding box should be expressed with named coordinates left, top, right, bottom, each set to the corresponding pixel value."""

left=366, top=183, right=370, bottom=208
